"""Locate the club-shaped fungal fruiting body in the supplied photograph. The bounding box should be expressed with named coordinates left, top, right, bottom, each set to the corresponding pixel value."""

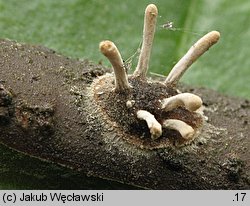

left=91, top=4, right=220, bottom=149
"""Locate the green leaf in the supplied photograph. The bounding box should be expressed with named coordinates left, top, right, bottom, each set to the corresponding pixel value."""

left=0, top=0, right=249, bottom=189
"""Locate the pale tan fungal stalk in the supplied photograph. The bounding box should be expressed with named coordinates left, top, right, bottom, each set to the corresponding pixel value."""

left=162, top=93, right=202, bottom=112
left=99, top=40, right=130, bottom=91
left=163, top=119, right=195, bottom=140
left=137, top=110, right=162, bottom=139
left=133, top=4, right=158, bottom=79
left=165, top=31, right=220, bottom=86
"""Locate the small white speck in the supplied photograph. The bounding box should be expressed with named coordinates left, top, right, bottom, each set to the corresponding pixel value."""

left=126, top=100, right=135, bottom=108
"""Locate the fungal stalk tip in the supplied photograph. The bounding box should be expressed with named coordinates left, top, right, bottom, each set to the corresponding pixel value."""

left=99, top=40, right=130, bottom=92
left=163, top=119, right=195, bottom=140
left=133, top=4, right=158, bottom=79
left=137, top=110, right=162, bottom=139
left=165, top=30, right=221, bottom=86
left=162, top=93, right=202, bottom=112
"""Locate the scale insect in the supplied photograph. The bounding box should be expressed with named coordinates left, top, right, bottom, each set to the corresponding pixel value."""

left=98, top=4, right=220, bottom=148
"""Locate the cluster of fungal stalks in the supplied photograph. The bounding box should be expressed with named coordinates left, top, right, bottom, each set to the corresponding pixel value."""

left=94, top=4, right=220, bottom=148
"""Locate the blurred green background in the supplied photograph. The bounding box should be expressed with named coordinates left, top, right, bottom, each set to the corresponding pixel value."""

left=0, top=0, right=249, bottom=98
left=0, top=0, right=249, bottom=189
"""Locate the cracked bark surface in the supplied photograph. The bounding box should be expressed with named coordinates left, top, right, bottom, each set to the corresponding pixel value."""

left=0, top=39, right=249, bottom=189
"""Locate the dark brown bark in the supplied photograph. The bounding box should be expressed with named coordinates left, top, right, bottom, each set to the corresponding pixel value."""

left=0, top=39, right=249, bottom=189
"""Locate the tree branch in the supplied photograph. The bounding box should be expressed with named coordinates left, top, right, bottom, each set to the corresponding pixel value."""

left=0, top=39, right=249, bottom=189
